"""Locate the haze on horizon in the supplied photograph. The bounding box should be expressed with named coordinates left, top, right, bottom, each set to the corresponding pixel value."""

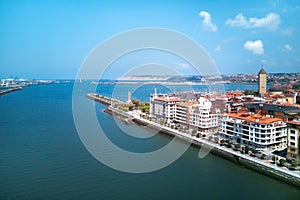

left=0, top=0, right=299, bottom=79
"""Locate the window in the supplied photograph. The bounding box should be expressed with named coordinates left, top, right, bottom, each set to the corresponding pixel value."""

left=290, top=142, right=295, bottom=146
left=290, top=136, right=295, bottom=141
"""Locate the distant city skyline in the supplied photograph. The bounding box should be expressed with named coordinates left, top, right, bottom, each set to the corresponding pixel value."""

left=0, top=0, right=299, bottom=79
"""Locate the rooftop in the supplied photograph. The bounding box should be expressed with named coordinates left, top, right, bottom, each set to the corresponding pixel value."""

left=258, top=68, right=267, bottom=75
left=177, top=102, right=199, bottom=107
left=245, top=103, right=300, bottom=114
left=154, top=96, right=180, bottom=102
left=226, top=113, right=282, bottom=124
left=287, top=120, right=300, bottom=126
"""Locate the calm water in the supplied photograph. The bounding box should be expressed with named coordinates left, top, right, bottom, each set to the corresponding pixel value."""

left=0, top=82, right=299, bottom=199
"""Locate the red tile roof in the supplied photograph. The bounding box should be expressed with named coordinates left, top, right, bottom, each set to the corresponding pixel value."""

left=226, top=113, right=283, bottom=124
left=154, top=97, right=180, bottom=102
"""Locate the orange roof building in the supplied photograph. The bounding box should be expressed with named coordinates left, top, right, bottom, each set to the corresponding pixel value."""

left=220, top=112, right=287, bottom=151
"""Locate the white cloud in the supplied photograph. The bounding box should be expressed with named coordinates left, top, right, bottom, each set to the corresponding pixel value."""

left=243, top=40, right=264, bottom=55
left=284, top=44, right=292, bottom=51
left=214, top=45, right=221, bottom=52
left=282, top=27, right=293, bottom=35
left=199, top=11, right=218, bottom=32
left=226, top=12, right=281, bottom=30
left=175, top=62, right=190, bottom=69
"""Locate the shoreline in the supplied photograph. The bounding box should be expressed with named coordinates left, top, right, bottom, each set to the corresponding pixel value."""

left=87, top=93, right=300, bottom=188
left=91, top=81, right=262, bottom=86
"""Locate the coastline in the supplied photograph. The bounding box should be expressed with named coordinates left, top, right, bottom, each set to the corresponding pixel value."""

left=86, top=93, right=300, bottom=188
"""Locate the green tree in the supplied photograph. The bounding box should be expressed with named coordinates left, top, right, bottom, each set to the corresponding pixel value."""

left=132, top=99, right=140, bottom=108
left=272, top=155, right=276, bottom=162
left=192, top=130, right=197, bottom=135
left=252, top=149, right=258, bottom=154
left=214, top=137, right=219, bottom=143
left=279, top=159, right=286, bottom=166
left=244, top=90, right=259, bottom=96
left=291, top=160, right=298, bottom=168
left=293, top=82, right=300, bottom=90
left=245, top=145, right=249, bottom=154
left=226, top=142, right=232, bottom=148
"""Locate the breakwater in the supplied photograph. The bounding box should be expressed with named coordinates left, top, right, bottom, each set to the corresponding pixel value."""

left=0, top=87, right=22, bottom=96
left=87, top=93, right=300, bottom=188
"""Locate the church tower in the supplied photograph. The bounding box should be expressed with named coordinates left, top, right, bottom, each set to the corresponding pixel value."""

left=258, top=67, right=267, bottom=96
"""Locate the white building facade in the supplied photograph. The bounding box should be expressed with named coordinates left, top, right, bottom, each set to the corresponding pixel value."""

left=175, top=98, right=220, bottom=133
left=220, top=113, right=287, bottom=151
left=287, top=119, right=300, bottom=162
left=150, top=89, right=181, bottom=123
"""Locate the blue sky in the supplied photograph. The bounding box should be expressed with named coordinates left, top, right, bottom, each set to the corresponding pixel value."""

left=0, top=0, right=299, bottom=79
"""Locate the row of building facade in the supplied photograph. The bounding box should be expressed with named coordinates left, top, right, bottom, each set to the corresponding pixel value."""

left=149, top=89, right=300, bottom=162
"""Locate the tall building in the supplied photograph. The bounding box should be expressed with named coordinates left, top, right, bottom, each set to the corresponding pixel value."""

left=150, top=91, right=181, bottom=123
left=175, top=98, right=220, bottom=133
left=287, top=118, right=300, bottom=162
left=220, top=113, right=287, bottom=151
left=258, top=67, right=267, bottom=96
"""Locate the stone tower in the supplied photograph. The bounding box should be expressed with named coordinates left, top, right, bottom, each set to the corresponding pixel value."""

left=258, top=67, right=267, bottom=96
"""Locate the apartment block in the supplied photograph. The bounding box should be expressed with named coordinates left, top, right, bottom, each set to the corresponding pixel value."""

left=287, top=119, right=300, bottom=162
left=175, top=97, right=220, bottom=133
left=220, top=113, right=287, bottom=151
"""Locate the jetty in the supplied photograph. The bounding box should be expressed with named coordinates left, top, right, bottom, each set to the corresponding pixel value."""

left=0, top=87, right=22, bottom=96
left=86, top=93, right=300, bottom=188
left=86, top=93, right=124, bottom=106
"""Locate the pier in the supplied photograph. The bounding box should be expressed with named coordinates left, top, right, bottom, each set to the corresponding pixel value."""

left=87, top=93, right=300, bottom=188
left=0, top=87, right=22, bottom=96
left=86, top=93, right=124, bottom=106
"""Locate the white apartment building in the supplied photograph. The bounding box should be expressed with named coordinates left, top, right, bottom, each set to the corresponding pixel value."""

left=150, top=89, right=181, bottom=123
left=287, top=119, right=300, bottom=162
left=220, top=113, right=287, bottom=151
left=175, top=97, right=220, bottom=133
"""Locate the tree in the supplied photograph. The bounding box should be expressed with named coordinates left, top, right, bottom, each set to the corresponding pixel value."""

left=192, top=130, right=197, bottom=135
left=140, top=102, right=150, bottom=113
left=272, top=156, right=275, bottom=162
left=132, top=99, right=140, bottom=108
left=252, top=149, right=258, bottom=154
left=244, top=90, right=259, bottom=97
left=293, top=82, right=300, bottom=90
left=214, top=137, right=219, bottom=143
left=226, top=142, right=232, bottom=148
left=279, top=159, right=286, bottom=166
left=235, top=144, right=241, bottom=149
left=291, top=160, right=298, bottom=168
left=245, top=145, right=249, bottom=154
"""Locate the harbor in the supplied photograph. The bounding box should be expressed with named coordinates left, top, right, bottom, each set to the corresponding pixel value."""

left=86, top=92, right=300, bottom=188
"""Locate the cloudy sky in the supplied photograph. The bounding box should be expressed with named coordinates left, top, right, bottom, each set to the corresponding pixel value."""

left=0, top=0, right=299, bottom=79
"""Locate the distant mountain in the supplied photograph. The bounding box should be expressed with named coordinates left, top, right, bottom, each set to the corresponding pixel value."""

left=166, top=75, right=203, bottom=82
left=117, top=75, right=204, bottom=82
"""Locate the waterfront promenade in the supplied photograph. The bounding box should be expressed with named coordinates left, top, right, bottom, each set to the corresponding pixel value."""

left=87, top=93, right=300, bottom=187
